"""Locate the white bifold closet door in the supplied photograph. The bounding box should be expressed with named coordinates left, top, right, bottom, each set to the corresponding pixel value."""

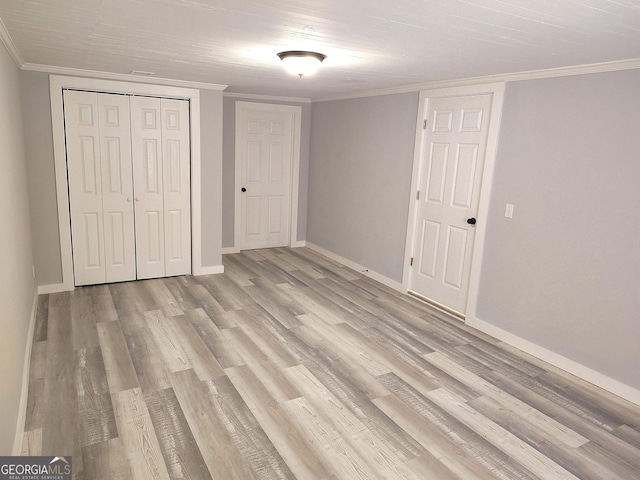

left=64, top=91, right=136, bottom=285
left=64, top=90, right=191, bottom=286
left=130, top=96, right=191, bottom=280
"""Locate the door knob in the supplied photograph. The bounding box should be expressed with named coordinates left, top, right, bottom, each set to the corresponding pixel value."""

left=241, top=187, right=247, bottom=192
left=467, top=217, right=476, bottom=225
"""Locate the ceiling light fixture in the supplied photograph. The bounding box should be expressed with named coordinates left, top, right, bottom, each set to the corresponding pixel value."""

left=277, top=51, right=326, bottom=78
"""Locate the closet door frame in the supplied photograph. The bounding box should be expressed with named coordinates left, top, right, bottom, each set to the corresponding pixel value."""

left=50, top=75, right=203, bottom=290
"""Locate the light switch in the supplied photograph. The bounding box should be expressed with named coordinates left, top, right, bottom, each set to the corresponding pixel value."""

left=505, top=203, right=514, bottom=218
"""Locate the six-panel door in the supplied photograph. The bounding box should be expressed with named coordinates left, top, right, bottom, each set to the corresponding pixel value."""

left=409, top=94, right=492, bottom=315
left=237, top=108, right=293, bottom=250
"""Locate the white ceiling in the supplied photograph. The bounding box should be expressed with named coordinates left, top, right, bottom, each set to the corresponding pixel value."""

left=1, top=0, right=640, bottom=99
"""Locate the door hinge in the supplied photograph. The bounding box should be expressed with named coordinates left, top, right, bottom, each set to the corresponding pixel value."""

left=410, top=257, right=414, bottom=266
left=416, top=190, right=420, bottom=200
left=423, top=119, right=427, bottom=129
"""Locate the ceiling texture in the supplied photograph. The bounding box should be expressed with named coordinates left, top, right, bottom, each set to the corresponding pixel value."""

left=1, top=0, right=640, bottom=100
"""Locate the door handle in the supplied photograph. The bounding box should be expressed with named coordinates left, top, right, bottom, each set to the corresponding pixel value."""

left=241, top=187, right=247, bottom=192
left=467, top=217, right=476, bottom=225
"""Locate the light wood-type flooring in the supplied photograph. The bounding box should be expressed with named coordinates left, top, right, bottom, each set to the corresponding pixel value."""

left=21, top=247, right=640, bottom=479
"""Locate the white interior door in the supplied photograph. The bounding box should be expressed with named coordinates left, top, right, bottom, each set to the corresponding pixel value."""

left=409, top=94, right=493, bottom=316
left=65, top=90, right=136, bottom=286
left=236, top=105, right=293, bottom=250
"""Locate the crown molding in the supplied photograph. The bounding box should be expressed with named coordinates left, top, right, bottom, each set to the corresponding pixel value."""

left=0, top=18, right=24, bottom=67
left=5, top=10, right=639, bottom=103
left=224, top=91, right=311, bottom=103
left=312, top=57, right=640, bottom=102
left=21, top=63, right=227, bottom=91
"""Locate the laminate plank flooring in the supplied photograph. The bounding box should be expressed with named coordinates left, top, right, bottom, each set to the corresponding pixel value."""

left=22, top=247, right=640, bottom=479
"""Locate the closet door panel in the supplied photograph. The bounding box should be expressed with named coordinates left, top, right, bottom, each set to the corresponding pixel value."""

left=64, top=90, right=106, bottom=286
left=161, top=98, right=191, bottom=276
left=98, top=94, right=136, bottom=283
left=131, top=96, right=166, bottom=279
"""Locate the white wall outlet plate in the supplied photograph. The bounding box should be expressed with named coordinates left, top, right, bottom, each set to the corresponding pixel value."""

left=505, top=203, right=514, bottom=218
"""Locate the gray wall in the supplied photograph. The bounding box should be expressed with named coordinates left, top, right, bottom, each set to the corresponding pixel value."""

left=0, top=42, right=36, bottom=454
left=21, top=72, right=225, bottom=285
left=477, top=70, right=640, bottom=390
left=200, top=89, right=224, bottom=267
left=222, top=96, right=312, bottom=248
left=21, top=71, right=61, bottom=285
left=307, top=93, right=419, bottom=281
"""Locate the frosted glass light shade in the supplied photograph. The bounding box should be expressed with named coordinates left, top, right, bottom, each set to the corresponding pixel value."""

left=277, top=51, right=326, bottom=77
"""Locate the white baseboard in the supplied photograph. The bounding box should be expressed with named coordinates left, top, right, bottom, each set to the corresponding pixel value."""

left=39, top=267, right=226, bottom=287
left=223, top=242, right=306, bottom=253
left=37, top=282, right=70, bottom=294
left=12, top=290, right=39, bottom=455
left=468, top=316, right=640, bottom=407
left=304, top=242, right=404, bottom=292
left=197, top=265, right=225, bottom=275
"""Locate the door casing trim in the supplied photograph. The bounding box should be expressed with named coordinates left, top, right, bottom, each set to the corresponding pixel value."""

left=402, top=82, right=505, bottom=326
left=50, top=74, right=202, bottom=290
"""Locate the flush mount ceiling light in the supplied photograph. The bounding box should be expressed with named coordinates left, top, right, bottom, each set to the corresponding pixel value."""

left=277, top=51, right=326, bottom=77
